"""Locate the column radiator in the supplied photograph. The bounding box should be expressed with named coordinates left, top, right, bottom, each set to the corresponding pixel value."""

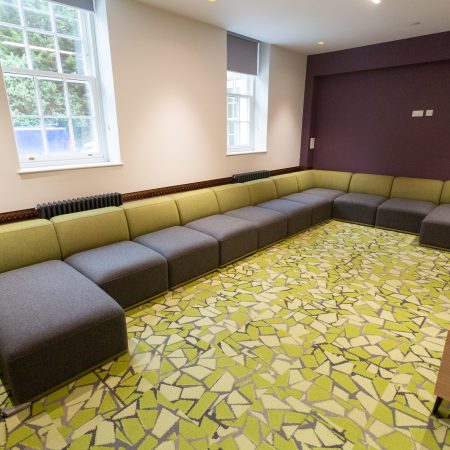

left=37, top=192, right=123, bottom=220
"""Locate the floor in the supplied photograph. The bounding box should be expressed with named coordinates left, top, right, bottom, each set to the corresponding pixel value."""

left=1, top=221, right=450, bottom=450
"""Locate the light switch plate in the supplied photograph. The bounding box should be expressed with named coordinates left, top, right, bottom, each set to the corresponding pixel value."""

left=426, top=110, right=434, bottom=117
left=310, top=138, right=315, bottom=150
left=412, top=110, right=424, bottom=117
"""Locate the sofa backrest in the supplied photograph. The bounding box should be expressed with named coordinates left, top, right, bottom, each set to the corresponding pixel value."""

left=390, top=177, right=443, bottom=204
left=172, top=189, right=219, bottom=225
left=296, top=170, right=316, bottom=191
left=313, top=170, right=352, bottom=191
left=212, top=184, right=251, bottom=213
left=122, top=196, right=180, bottom=239
left=52, top=207, right=130, bottom=259
left=246, top=179, right=278, bottom=205
left=349, top=173, right=394, bottom=197
left=272, top=173, right=299, bottom=197
left=0, top=219, right=61, bottom=273
left=440, top=181, right=450, bottom=204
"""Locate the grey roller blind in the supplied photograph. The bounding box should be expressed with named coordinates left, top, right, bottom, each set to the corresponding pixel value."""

left=51, top=0, right=95, bottom=11
left=227, top=33, right=259, bottom=75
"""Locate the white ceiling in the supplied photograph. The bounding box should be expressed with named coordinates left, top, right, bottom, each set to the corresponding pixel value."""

left=138, top=0, right=450, bottom=54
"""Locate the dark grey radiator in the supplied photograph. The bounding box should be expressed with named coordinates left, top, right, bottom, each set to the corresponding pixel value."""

left=37, top=192, right=123, bottom=220
left=232, top=170, right=270, bottom=183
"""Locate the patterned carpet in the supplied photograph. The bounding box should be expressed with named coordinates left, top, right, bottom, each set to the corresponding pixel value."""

left=1, top=220, right=450, bottom=449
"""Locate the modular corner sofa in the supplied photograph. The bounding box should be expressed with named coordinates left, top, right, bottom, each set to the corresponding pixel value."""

left=0, top=169, right=449, bottom=405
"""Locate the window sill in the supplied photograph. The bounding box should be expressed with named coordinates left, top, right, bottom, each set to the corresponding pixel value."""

left=18, top=161, right=124, bottom=175
left=227, top=149, right=267, bottom=156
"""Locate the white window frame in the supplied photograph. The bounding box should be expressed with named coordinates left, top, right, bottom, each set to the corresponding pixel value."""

left=227, top=70, right=256, bottom=154
left=0, top=0, right=110, bottom=170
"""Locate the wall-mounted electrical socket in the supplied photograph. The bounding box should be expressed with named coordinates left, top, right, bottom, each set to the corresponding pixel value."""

left=310, top=138, right=315, bottom=150
left=412, top=110, right=424, bottom=117
left=426, top=110, right=434, bottom=117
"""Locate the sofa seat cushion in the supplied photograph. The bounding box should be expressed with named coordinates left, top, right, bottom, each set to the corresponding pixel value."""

left=135, top=226, right=219, bottom=288
left=282, top=193, right=332, bottom=225
left=376, top=198, right=436, bottom=233
left=65, top=241, right=168, bottom=309
left=257, top=199, right=312, bottom=236
left=334, top=193, right=386, bottom=225
left=185, top=214, right=257, bottom=266
left=224, top=206, right=287, bottom=248
left=302, top=188, right=346, bottom=201
left=419, top=204, right=450, bottom=249
left=0, top=260, right=127, bottom=403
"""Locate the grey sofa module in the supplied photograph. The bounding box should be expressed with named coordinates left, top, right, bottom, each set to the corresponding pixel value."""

left=301, top=188, right=346, bottom=201
left=185, top=214, right=258, bottom=266
left=334, top=193, right=386, bottom=225
left=65, top=241, right=168, bottom=309
left=257, top=199, right=312, bottom=236
left=376, top=198, right=436, bottom=233
left=135, top=226, right=219, bottom=288
left=283, top=193, right=332, bottom=225
left=419, top=205, right=450, bottom=249
left=0, top=260, right=127, bottom=404
left=224, top=206, right=287, bottom=248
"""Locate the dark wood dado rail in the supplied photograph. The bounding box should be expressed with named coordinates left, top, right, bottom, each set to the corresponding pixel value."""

left=0, top=166, right=309, bottom=225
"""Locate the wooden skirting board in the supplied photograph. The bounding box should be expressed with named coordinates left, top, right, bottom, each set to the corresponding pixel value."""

left=0, top=166, right=308, bottom=225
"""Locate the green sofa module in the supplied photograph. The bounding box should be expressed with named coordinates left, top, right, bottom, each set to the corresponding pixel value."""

left=333, top=173, right=394, bottom=225
left=53, top=207, right=168, bottom=309
left=246, top=178, right=312, bottom=236
left=376, top=177, right=443, bottom=233
left=283, top=170, right=352, bottom=224
left=173, top=189, right=257, bottom=267
left=124, top=196, right=219, bottom=288
left=213, top=183, right=288, bottom=248
left=420, top=181, right=450, bottom=249
left=0, top=220, right=127, bottom=404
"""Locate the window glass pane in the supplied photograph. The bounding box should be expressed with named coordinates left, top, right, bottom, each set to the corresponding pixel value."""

left=30, top=48, right=57, bottom=70
left=73, top=118, right=95, bottom=152
left=0, top=25, right=27, bottom=68
left=44, top=117, right=71, bottom=152
left=60, top=51, right=83, bottom=74
left=13, top=116, right=45, bottom=157
left=239, top=97, right=250, bottom=121
left=38, top=78, right=66, bottom=115
left=0, top=3, right=21, bottom=25
left=227, top=71, right=254, bottom=96
left=227, top=96, right=236, bottom=119
left=67, top=81, right=92, bottom=116
left=58, top=36, right=84, bottom=73
left=23, top=0, right=48, bottom=12
left=239, top=122, right=250, bottom=147
left=55, top=15, right=79, bottom=37
left=4, top=74, right=38, bottom=114
left=28, top=29, right=53, bottom=47
left=53, top=3, right=77, bottom=19
left=24, top=8, right=52, bottom=31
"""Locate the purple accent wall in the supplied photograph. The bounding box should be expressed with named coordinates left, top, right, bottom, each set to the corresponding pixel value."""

left=300, top=32, right=450, bottom=180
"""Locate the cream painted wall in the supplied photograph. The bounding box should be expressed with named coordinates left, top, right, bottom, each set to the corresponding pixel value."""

left=0, top=0, right=307, bottom=213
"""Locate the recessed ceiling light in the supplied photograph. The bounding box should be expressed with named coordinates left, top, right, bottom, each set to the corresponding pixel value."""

left=372, top=0, right=381, bottom=4
left=317, top=41, right=326, bottom=45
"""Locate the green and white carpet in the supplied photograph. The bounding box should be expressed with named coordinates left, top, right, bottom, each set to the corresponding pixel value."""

left=1, top=221, right=450, bottom=449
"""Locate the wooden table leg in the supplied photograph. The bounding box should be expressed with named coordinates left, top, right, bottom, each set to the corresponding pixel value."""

left=432, top=397, right=443, bottom=416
